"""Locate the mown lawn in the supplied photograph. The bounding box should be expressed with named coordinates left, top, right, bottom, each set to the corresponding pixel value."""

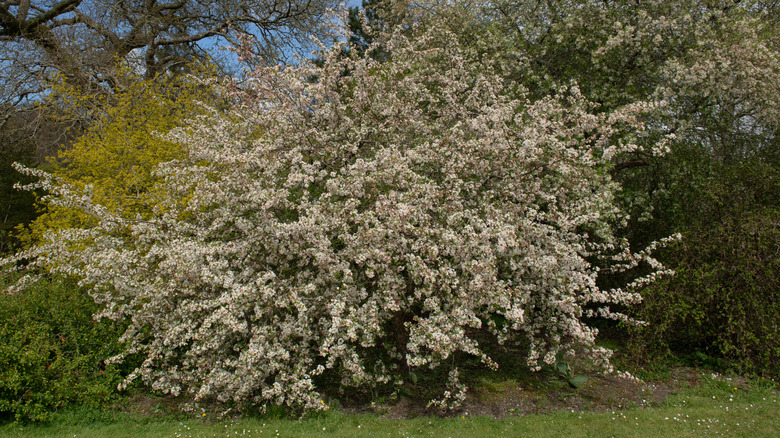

left=1, top=372, right=777, bottom=437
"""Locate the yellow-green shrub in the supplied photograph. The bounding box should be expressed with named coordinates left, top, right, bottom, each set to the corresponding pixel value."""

left=20, top=69, right=217, bottom=246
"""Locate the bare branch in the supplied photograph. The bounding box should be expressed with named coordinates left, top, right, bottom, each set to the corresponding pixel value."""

left=22, top=0, right=80, bottom=32
left=1, top=0, right=340, bottom=154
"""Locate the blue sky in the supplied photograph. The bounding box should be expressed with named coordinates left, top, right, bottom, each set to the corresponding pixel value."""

left=198, top=0, right=366, bottom=71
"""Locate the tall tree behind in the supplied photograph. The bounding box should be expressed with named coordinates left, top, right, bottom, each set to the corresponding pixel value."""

left=0, top=0, right=342, bottom=159
left=0, top=0, right=341, bottom=95
left=0, top=0, right=341, bottom=248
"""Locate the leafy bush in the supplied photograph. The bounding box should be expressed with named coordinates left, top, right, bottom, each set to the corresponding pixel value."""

left=18, top=67, right=218, bottom=248
left=626, top=158, right=780, bottom=375
left=629, top=207, right=780, bottom=376
left=0, top=276, right=126, bottom=422
left=4, top=20, right=674, bottom=411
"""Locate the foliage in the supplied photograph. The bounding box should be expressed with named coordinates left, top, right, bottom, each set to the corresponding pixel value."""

left=628, top=196, right=780, bottom=376
left=4, top=15, right=675, bottom=411
left=588, top=0, right=780, bottom=374
left=345, top=0, right=407, bottom=61
left=0, top=275, right=127, bottom=422
left=0, top=124, right=37, bottom=254
left=17, top=69, right=220, bottom=247
left=443, top=0, right=780, bottom=371
left=346, top=0, right=384, bottom=56
left=554, top=352, right=589, bottom=389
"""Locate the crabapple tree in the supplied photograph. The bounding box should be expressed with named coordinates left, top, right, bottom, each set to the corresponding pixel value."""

left=4, top=17, right=673, bottom=410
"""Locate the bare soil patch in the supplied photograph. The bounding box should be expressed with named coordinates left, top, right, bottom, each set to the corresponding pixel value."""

left=367, top=367, right=703, bottom=420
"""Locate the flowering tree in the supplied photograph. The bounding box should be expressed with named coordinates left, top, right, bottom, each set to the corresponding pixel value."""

left=4, top=17, right=674, bottom=410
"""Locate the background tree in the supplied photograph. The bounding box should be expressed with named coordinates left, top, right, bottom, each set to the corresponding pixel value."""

left=344, top=0, right=406, bottom=60
left=0, top=0, right=341, bottom=94
left=0, top=114, right=37, bottom=253
left=460, top=0, right=780, bottom=371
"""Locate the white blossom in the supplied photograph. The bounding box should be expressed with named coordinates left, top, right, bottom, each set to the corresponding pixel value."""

left=2, top=13, right=681, bottom=410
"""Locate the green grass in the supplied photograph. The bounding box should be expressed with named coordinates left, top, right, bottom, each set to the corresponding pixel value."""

left=1, top=374, right=777, bottom=437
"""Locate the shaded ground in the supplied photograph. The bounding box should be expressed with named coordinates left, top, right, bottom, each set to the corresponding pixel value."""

left=118, top=364, right=764, bottom=422
left=366, top=366, right=703, bottom=420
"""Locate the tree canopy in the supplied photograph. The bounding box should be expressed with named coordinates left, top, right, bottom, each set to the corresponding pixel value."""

left=0, top=0, right=340, bottom=97
left=5, top=8, right=679, bottom=409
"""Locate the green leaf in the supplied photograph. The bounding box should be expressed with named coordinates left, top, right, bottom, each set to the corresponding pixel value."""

left=568, top=375, right=588, bottom=389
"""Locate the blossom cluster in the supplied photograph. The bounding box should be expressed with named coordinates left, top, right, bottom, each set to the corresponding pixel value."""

left=3, top=18, right=674, bottom=410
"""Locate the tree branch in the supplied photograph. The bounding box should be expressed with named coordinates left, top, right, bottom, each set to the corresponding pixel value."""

left=22, top=0, right=80, bottom=33
left=611, top=159, right=648, bottom=175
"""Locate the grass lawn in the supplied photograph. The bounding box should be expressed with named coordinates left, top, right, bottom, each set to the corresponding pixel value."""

left=1, top=371, right=777, bottom=437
